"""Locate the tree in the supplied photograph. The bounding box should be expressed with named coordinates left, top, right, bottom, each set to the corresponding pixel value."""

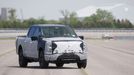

left=60, top=10, right=70, bottom=25
left=69, top=12, right=79, bottom=27
left=8, top=8, right=16, bottom=21
left=83, top=14, right=98, bottom=28
left=120, top=19, right=133, bottom=28
left=0, top=8, right=133, bottom=28
left=96, top=9, right=114, bottom=22
left=60, top=10, right=80, bottom=27
left=83, top=9, right=115, bottom=28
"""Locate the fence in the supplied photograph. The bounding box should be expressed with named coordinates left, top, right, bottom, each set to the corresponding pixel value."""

left=0, top=28, right=134, bottom=33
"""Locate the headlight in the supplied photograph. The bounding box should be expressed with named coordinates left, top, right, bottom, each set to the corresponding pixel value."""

left=52, top=42, right=57, bottom=53
left=80, top=42, right=84, bottom=51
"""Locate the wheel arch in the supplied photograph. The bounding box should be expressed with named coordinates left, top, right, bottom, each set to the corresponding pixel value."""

left=17, top=45, right=22, bottom=54
left=38, top=47, right=44, bottom=54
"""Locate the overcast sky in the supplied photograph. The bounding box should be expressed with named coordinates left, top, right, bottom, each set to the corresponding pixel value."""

left=0, top=0, right=134, bottom=22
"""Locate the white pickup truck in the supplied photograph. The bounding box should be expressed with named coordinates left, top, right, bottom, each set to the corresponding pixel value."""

left=16, top=24, right=87, bottom=68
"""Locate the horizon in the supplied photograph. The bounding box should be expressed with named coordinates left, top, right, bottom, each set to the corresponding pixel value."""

left=0, top=0, right=134, bottom=23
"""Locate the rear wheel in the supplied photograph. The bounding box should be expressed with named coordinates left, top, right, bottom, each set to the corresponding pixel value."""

left=56, top=63, right=64, bottom=68
left=18, top=48, right=28, bottom=67
left=77, top=60, right=87, bottom=68
left=39, top=50, right=49, bottom=68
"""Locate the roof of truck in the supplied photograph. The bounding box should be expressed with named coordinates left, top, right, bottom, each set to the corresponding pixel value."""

left=32, top=24, right=67, bottom=27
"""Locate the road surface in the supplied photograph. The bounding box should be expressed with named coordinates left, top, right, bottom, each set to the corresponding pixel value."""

left=0, top=39, right=134, bottom=75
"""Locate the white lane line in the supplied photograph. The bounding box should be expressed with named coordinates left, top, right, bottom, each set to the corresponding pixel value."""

left=0, top=49, right=15, bottom=57
left=81, top=68, right=89, bottom=75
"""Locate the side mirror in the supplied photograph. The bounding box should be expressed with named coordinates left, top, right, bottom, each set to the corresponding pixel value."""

left=79, top=36, right=84, bottom=40
left=31, top=36, right=38, bottom=41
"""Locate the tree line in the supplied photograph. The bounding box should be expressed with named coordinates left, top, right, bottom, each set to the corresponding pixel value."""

left=0, top=8, right=133, bottom=28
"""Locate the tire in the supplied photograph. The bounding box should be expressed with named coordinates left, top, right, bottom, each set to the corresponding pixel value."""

left=39, top=50, right=49, bottom=68
left=18, top=48, right=28, bottom=67
left=56, top=63, right=64, bottom=68
left=77, top=60, right=87, bottom=68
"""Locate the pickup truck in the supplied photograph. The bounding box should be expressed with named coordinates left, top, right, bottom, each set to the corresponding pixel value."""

left=16, top=24, right=87, bottom=68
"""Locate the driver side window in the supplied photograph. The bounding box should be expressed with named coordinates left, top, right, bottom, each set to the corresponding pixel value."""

left=27, top=27, right=36, bottom=37
left=33, top=27, right=40, bottom=37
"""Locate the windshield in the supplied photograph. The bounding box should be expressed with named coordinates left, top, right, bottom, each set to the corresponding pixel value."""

left=41, top=26, right=77, bottom=38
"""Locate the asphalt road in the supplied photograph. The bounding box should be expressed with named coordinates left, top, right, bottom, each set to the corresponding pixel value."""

left=0, top=39, right=134, bottom=75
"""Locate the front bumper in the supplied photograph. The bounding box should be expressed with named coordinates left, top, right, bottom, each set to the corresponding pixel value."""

left=44, top=53, right=86, bottom=63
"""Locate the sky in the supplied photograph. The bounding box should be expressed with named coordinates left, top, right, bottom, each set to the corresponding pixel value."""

left=0, top=0, right=134, bottom=22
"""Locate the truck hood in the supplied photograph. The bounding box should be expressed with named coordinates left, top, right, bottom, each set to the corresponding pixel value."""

left=43, top=37, right=83, bottom=54
left=43, top=37, right=82, bottom=41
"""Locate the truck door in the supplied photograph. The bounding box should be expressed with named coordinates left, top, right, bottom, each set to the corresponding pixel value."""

left=24, top=27, right=36, bottom=57
left=29, top=27, right=40, bottom=58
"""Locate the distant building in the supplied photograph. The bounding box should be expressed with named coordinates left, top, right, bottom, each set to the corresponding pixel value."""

left=0, top=8, right=9, bottom=20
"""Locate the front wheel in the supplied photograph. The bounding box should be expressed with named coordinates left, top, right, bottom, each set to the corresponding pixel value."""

left=39, top=51, right=49, bottom=68
left=77, top=60, right=87, bottom=68
left=18, top=48, right=28, bottom=67
left=56, top=63, right=64, bottom=68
